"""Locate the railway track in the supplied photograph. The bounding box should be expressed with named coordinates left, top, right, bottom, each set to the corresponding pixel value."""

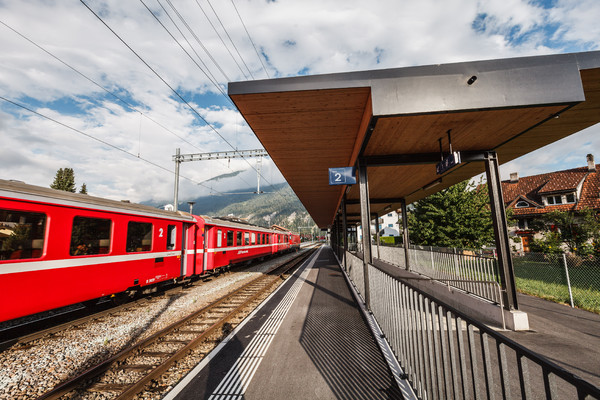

left=0, top=253, right=276, bottom=352
left=0, top=300, right=133, bottom=352
left=35, top=247, right=316, bottom=400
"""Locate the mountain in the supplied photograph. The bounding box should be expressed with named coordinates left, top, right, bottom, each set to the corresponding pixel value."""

left=147, top=183, right=319, bottom=234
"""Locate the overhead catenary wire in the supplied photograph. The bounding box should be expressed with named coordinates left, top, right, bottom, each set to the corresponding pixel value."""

left=205, top=0, right=255, bottom=79
left=230, top=0, right=270, bottom=79
left=0, top=18, right=201, bottom=152
left=0, top=18, right=256, bottom=190
left=192, top=0, right=249, bottom=80
left=151, top=0, right=231, bottom=86
left=79, top=0, right=286, bottom=200
left=0, top=95, right=226, bottom=195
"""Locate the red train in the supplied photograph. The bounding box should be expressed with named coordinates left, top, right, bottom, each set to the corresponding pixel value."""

left=0, top=179, right=301, bottom=323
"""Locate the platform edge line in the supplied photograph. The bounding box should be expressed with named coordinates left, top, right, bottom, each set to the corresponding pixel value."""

left=163, top=246, right=322, bottom=400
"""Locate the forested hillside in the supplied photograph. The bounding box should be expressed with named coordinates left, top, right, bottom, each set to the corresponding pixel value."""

left=208, top=184, right=317, bottom=233
left=149, top=183, right=319, bottom=233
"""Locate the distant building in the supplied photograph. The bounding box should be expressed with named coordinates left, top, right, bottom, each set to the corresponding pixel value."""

left=502, top=154, right=600, bottom=252
left=357, top=210, right=401, bottom=240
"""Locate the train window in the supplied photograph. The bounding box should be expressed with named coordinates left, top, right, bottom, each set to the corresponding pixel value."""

left=244, top=232, right=250, bottom=246
left=0, top=209, right=47, bottom=261
left=217, top=230, right=222, bottom=248
left=236, top=231, right=242, bottom=246
left=70, top=216, right=111, bottom=256
left=227, top=231, right=234, bottom=247
left=126, top=221, right=152, bottom=252
left=167, top=225, right=176, bottom=250
left=251, top=232, right=256, bottom=245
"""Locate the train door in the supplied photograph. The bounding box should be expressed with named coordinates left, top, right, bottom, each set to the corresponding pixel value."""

left=182, top=222, right=196, bottom=277
left=180, top=223, right=187, bottom=277
left=193, top=216, right=205, bottom=275
left=203, top=225, right=210, bottom=272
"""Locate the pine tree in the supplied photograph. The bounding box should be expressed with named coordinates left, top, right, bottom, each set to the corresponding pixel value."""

left=79, top=183, right=88, bottom=194
left=50, top=168, right=76, bottom=193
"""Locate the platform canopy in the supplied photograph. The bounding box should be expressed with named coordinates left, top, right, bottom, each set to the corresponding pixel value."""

left=228, top=52, right=600, bottom=228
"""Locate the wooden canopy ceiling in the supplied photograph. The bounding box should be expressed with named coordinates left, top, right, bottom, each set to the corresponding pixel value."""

left=229, top=52, right=600, bottom=228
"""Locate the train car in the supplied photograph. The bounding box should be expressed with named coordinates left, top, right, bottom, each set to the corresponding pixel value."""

left=0, top=179, right=194, bottom=323
left=202, top=216, right=275, bottom=270
left=270, top=225, right=290, bottom=254
left=290, top=232, right=301, bottom=250
left=0, top=179, right=303, bottom=323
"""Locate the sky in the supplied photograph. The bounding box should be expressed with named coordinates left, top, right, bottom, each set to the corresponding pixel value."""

left=1, top=0, right=599, bottom=205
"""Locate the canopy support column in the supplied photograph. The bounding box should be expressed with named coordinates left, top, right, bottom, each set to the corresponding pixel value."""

left=342, top=194, right=348, bottom=271
left=358, top=161, right=372, bottom=309
left=485, top=151, right=519, bottom=310
left=373, top=213, right=381, bottom=260
left=401, top=198, right=411, bottom=271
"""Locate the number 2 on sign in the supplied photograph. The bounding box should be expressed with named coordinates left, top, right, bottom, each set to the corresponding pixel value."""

left=334, top=172, right=342, bottom=182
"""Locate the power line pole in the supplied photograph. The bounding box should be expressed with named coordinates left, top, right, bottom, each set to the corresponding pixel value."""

left=172, top=148, right=269, bottom=211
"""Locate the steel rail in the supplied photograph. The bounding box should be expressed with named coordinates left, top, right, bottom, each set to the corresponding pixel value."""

left=36, top=248, right=315, bottom=400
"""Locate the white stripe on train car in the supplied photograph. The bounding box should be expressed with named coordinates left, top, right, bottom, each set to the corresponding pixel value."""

left=206, top=244, right=273, bottom=253
left=186, top=249, right=205, bottom=255
left=0, top=251, right=181, bottom=275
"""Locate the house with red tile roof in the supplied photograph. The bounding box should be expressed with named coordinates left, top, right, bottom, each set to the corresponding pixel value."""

left=502, top=154, right=600, bottom=252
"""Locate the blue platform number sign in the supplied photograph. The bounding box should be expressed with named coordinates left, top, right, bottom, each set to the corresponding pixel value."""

left=329, top=167, right=357, bottom=185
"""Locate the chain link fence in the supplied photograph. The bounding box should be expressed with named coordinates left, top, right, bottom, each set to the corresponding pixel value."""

left=512, top=252, right=600, bottom=313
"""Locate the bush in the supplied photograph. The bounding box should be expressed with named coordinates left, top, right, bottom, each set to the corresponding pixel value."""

left=378, top=236, right=401, bottom=245
left=529, top=231, right=563, bottom=255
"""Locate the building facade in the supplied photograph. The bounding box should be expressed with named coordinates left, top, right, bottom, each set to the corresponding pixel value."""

left=502, top=154, right=600, bottom=252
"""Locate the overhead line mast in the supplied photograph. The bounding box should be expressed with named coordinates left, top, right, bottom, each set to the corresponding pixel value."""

left=172, top=148, right=269, bottom=211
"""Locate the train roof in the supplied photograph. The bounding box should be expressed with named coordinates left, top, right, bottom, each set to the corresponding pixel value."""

left=201, top=215, right=277, bottom=233
left=0, top=179, right=194, bottom=222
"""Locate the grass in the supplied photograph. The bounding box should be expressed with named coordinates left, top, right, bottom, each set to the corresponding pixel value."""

left=512, top=258, right=600, bottom=314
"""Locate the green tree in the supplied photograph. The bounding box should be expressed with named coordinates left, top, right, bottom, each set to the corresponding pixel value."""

left=408, top=179, right=494, bottom=249
left=79, top=183, right=88, bottom=194
left=50, top=168, right=76, bottom=192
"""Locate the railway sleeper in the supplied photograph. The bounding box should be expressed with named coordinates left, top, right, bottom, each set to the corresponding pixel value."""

left=87, top=382, right=131, bottom=392
left=141, top=350, right=175, bottom=357
left=118, top=364, right=154, bottom=372
left=163, top=339, right=189, bottom=344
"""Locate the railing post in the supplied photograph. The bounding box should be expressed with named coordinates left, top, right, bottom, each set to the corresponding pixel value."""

left=562, top=253, right=575, bottom=308
left=430, top=247, right=435, bottom=274
left=453, top=247, right=460, bottom=279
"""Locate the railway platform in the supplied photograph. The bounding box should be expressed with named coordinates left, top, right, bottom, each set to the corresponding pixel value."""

left=164, top=245, right=414, bottom=400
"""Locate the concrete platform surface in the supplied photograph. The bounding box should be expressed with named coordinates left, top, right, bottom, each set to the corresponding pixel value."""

left=501, top=292, right=600, bottom=388
left=165, top=246, right=405, bottom=400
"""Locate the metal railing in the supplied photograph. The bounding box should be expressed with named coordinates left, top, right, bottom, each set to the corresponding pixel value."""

left=409, top=246, right=501, bottom=304
left=356, top=243, right=502, bottom=304
left=346, top=250, right=600, bottom=400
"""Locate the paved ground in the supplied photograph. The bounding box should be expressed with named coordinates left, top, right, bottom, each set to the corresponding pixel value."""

left=168, top=246, right=405, bottom=400
left=501, top=293, right=600, bottom=388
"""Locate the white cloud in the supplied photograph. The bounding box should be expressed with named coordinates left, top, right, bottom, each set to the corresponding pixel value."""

left=0, top=0, right=599, bottom=204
